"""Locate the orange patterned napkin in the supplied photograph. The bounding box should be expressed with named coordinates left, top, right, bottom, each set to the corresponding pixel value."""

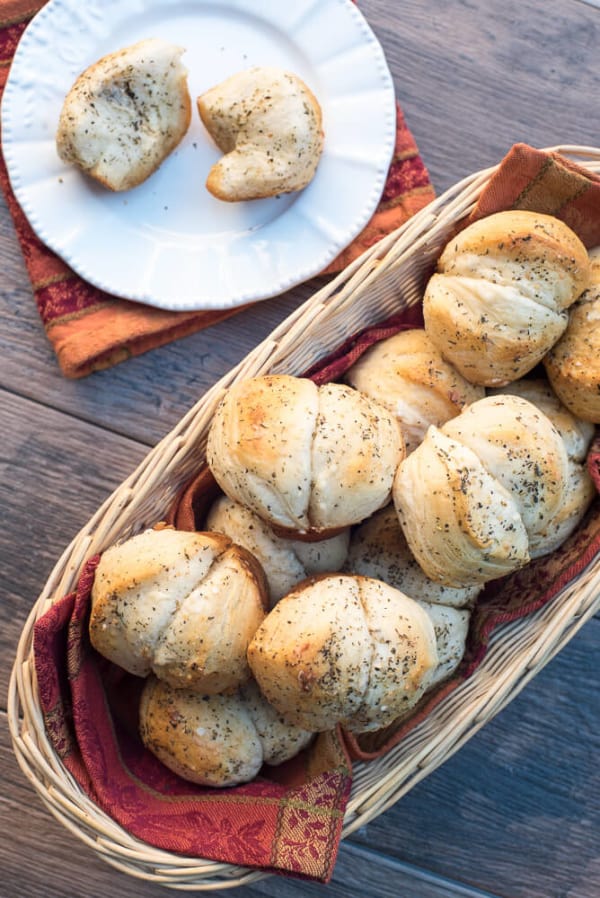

left=468, top=142, right=600, bottom=247
left=0, top=1, right=435, bottom=377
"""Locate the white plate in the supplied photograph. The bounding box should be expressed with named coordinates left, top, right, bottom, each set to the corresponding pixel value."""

left=1, top=0, right=396, bottom=311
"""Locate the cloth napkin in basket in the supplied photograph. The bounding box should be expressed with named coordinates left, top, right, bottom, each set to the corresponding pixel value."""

left=0, top=2, right=435, bottom=379
left=31, top=147, right=600, bottom=881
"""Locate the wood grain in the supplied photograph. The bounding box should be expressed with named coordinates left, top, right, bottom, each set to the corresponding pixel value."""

left=1, top=1, right=599, bottom=897
left=353, top=618, right=600, bottom=898
left=367, top=0, right=600, bottom=191
left=0, top=391, right=148, bottom=699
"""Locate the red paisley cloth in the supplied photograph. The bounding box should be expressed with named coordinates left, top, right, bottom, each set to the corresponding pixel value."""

left=34, top=559, right=352, bottom=877
left=0, top=1, right=435, bottom=378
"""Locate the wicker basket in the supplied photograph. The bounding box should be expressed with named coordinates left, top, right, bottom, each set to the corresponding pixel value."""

left=8, top=145, right=600, bottom=891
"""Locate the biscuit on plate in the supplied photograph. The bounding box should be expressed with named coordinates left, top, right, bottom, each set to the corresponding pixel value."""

left=56, top=38, right=191, bottom=191
left=197, top=66, right=323, bottom=201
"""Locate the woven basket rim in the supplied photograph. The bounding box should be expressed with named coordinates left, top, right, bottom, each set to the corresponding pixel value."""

left=8, top=143, right=600, bottom=891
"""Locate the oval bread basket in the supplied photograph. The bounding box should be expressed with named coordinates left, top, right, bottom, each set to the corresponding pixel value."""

left=8, top=144, right=600, bottom=891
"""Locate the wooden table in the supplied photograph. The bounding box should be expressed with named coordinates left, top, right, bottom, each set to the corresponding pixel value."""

left=2, top=1, right=599, bottom=896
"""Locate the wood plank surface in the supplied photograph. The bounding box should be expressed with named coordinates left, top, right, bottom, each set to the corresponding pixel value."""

left=0, top=391, right=148, bottom=700
left=1, top=1, right=599, bottom=897
left=352, top=617, right=600, bottom=898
